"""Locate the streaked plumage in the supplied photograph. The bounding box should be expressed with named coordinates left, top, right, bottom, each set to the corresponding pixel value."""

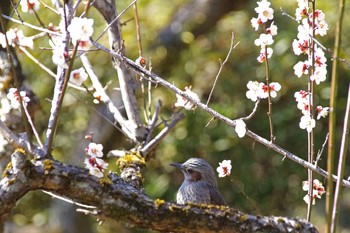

left=170, top=158, right=226, bottom=205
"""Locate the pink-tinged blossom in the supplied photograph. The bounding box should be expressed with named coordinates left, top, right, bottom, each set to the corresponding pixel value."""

left=294, top=90, right=310, bottom=116
left=85, top=142, right=103, bottom=158
left=20, top=0, right=40, bottom=13
left=266, top=22, right=278, bottom=36
left=261, top=82, right=281, bottom=98
left=69, top=68, right=88, bottom=86
left=216, top=160, right=232, bottom=177
left=234, top=119, right=246, bottom=138
left=257, top=47, right=273, bottom=63
left=254, top=33, right=274, bottom=48
left=67, top=17, right=94, bottom=43
left=0, top=28, right=33, bottom=49
left=309, top=9, right=325, bottom=22
left=293, top=61, right=309, bottom=77
left=6, top=88, right=30, bottom=109
left=84, top=157, right=108, bottom=178
left=254, top=0, right=274, bottom=23
left=251, top=17, right=262, bottom=31
left=294, top=90, right=309, bottom=103
left=299, top=115, right=315, bottom=133
left=314, top=46, right=327, bottom=67
left=302, top=179, right=326, bottom=205
left=292, top=39, right=309, bottom=56
left=316, top=106, right=329, bottom=120
left=295, top=6, right=308, bottom=21
left=174, top=86, right=200, bottom=110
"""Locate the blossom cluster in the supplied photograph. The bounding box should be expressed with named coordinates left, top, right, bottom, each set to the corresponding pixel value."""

left=216, top=160, right=232, bottom=178
left=6, top=88, right=30, bottom=110
left=0, top=28, right=33, bottom=49
left=294, top=90, right=329, bottom=132
left=0, top=88, right=30, bottom=154
left=84, top=142, right=108, bottom=178
left=302, top=179, right=326, bottom=205
left=251, top=0, right=278, bottom=63
left=50, top=17, right=94, bottom=69
left=292, top=1, right=329, bottom=133
left=246, top=81, right=281, bottom=102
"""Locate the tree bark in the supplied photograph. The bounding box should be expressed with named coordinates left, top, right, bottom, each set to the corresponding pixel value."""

left=0, top=152, right=318, bottom=233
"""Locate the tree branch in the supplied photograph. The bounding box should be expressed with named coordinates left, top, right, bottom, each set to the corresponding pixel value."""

left=0, top=153, right=318, bottom=233
left=93, top=0, right=148, bottom=142
left=90, top=40, right=350, bottom=189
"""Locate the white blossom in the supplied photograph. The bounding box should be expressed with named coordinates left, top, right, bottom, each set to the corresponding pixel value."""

left=69, top=68, right=88, bottom=86
left=174, top=87, right=200, bottom=110
left=216, top=160, right=232, bottom=178
left=67, top=17, right=94, bottom=43
left=235, top=119, right=246, bottom=138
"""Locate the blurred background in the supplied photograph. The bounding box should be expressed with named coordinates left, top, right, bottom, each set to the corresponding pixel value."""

left=1, top=0, right=350, bottom=232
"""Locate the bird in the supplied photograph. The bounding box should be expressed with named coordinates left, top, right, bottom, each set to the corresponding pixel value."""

left=170, top=158, right=227, bottom=205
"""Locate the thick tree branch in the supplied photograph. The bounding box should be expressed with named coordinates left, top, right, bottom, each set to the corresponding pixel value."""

left=0, top=153, right=318, bottom=233
left=93, top=0, right=148, bottom=142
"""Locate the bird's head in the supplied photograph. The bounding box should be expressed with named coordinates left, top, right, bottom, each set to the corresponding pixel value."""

left=170, top=158, right=218, bottom=187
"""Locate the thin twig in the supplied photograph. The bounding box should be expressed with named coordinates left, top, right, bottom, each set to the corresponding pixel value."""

left=42, top=190, right=96, bottom=209
left=144, top=100, right=161, bottom=145
left=20, top=47, right=90, bottom=91
left=9, top=0, right=23, bottom=22
left=242, top=99, right=261, bottom=121
left=327, top=0, right=345, bottom=228
left=89, top=41, right=350, bottom=189
left=264, top=46, right=274, bottom=143
left=38, top=0, right=60, bottom=14
left=315, top=133, right=329, bottom=163
left=206, top=33, right=238, bottom=105
left=330, top=83, right=350, bottom=233
left=133, top=2, right=142, bottom=57
left=80, top=54, right=137, bottom=140
left=44, top=42, right=79, bottom=156
left=141, top=112, right=185, bottom=156
left=44, top=3, right=77, bottom=156
left=306, top=1, right=316, bottom=221
left=22, top=105, right=43, bottom=148
left=94, top=0, right=138, bottom=43
left=1, top=14, right=61, bottom=36
left=19, top=47, right=56, bottom=77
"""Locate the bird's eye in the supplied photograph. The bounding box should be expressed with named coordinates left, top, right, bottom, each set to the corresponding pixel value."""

left=187, top=169, right=194, bottom=174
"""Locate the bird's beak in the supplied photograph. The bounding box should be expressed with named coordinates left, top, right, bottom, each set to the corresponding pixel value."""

left=170, top=162, right=184, bottom=170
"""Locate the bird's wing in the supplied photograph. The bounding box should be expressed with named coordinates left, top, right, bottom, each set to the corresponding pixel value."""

left=209, top=187, right=227, bottom=205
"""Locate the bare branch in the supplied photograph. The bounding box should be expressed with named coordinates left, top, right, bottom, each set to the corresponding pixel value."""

left=94, top=0, right=148, bottom=142
left=330, top=84, right=350, bottom=232
left=141, top=111, right=184, bottom=156
left=80, top=54, right=137, bottom=139
left=206, top=32, right=238, bottom=105
left=89, top=40, right=350, bottom=188
left=1, top=14, right=61, bottom=36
